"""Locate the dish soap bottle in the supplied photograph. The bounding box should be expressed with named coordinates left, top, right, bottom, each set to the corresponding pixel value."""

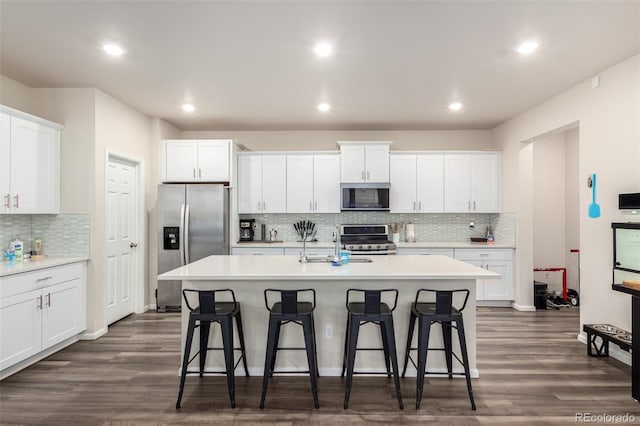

left=10, top=238, right=23, bottom=260
left=486, top=226, right=494, bottom=244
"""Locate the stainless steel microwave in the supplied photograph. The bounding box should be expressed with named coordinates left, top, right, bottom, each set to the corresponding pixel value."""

left=341, top=183, right=390, bottom=211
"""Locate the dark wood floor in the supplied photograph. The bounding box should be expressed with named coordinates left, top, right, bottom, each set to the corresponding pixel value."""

left=1, top=307, right=638, bottom=425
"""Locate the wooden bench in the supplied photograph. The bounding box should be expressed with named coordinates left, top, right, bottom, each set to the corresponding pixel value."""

left=583, top=324, right=632, bottom=357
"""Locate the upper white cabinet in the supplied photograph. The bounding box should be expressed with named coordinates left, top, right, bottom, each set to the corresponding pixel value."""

left=444, top=154, right=500, bottom=213
left=237, top=154, right=286, bottom=213
left=286, top=154, right=340, bottom=213
left=338, top=142, right=391, bottom=183
left=163, top=139, right=230, bottom=182
left=0, top=107, right=61, bottom=214
left=390, top=154, right=444, bottom=213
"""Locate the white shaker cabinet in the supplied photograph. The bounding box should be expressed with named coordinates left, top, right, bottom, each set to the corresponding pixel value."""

left=390, top=154, right=444, bottom=213
left=237, top=154, right=286, bottom=214
left=338, top=142, right=391, bottom=183
left=0, top=261, right=87, bottom=373
left=444, top=154, right=500, bottom=213
left=163, top=139, right=230, bottom=182
left=454, top=248, right=513, bottom=301
left=286, top=154, right=340, bottom=213
left=0, top=107, right=61, bottom=214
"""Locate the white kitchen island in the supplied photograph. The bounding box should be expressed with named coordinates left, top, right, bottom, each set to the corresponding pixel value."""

left=158, top=254, right=499, bottom=377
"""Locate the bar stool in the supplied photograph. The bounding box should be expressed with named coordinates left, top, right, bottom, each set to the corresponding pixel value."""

left=176, top=289, right=249, bottom=409
left=260, top=289, right=320, bottom=409
left=401, top=289, right=475, bottom=410
left=341, top=289, right=403, bottom=409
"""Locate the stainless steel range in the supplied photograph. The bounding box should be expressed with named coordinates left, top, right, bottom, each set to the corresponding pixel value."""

left=340, top=224, right=397, bottom=255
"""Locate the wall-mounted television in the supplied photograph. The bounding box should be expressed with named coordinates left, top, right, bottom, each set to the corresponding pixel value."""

left=619, top=193, right=640, bottom=210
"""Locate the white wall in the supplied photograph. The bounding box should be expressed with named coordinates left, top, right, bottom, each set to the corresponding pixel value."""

left=491, top=54, right=640, bottom=333
left=0, top=74, right=41, bottom=114
left=181, top=129, right=492, bottom=151
left=564, top=128, right=580, bottom=291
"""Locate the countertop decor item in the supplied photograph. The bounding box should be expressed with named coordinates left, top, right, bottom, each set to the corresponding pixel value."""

left=32, top=239, right=45, bottom=260
left=294, top=220, right=317, bottom=242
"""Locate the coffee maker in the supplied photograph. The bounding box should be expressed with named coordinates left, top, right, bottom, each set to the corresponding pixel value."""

left=239, top=219, right=256, bottom=241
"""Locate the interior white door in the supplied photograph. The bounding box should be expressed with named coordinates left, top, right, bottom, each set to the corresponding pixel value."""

left=286, top=155, right=314, bottom=213
left=417, top=155, right=444, bottom=212
left=105, top=157, right=137, bottom=325
left=390, top=155, right=417, bottom=213
left=197, top=140, right=230, bottom=182
left=313, top=155, right=340, bottom=213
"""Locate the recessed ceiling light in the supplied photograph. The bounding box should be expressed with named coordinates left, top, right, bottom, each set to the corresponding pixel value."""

left=317, top=102, right=331, bottom=112
left=449, top=102, right=463, bottom=111
left=313, top=42, right=333, bottom=57
left=182, top=103, right=195, bottom=113
left=516, top=40, right=539, bottom=55
left=102, top=43, right=125, bottom=56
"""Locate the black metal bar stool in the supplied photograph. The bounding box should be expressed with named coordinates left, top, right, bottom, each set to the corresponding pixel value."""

left=401, top=289, right=475, bottom=410
left=341, top=289, right=403, bottom=409
left=176, top=289, right=249, bottom=409
left=260, top=289, right=320, bottom=409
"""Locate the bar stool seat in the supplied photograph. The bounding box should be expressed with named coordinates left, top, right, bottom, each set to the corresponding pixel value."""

left=260, top=289, right=320, bottom=409
left=341, top=288, right=403, bottom=410
left=401, top=289, right=476, bottom=410
left=176, top=289, right=249, bottom=410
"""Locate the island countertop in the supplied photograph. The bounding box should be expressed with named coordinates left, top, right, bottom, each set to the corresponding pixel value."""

left=158, top=254, right=500, bottom=281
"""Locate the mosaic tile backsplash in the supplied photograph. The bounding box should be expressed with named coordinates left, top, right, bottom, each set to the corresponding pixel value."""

left=0, top=214, right=90, bottom=257
left=240, top=212, right=516, bottom=244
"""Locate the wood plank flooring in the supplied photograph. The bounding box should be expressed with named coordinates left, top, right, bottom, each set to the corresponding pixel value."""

left=1, top=307, right=638, bottom=425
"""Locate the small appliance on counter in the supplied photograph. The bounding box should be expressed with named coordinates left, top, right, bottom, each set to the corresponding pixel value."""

left=239, top=219, right=256, bottom=241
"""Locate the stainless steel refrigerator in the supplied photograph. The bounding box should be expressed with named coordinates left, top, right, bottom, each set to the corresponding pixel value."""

left=157, top=184, right=229, bottom=311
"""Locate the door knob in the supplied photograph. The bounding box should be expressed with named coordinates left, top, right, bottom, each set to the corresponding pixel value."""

left=130, top=242, right=138, bottom=248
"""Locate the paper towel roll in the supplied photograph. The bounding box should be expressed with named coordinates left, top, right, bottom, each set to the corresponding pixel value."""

left=405, top=223, right=415, bottom=242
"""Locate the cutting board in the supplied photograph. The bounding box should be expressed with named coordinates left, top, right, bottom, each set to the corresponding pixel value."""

left=622, top=279, right=640, bottom=291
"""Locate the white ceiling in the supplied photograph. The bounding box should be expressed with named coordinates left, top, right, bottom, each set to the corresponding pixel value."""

left=1, top=1, right=638, bottom=131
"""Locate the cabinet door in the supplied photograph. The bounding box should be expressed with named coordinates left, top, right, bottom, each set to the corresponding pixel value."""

left=313, top=155, right=340, bottom=213
left=164, top=140, right=199, bottom=182
left=444, top=155, right=471, bottom=212
left=340, top=145, right=365, bottom=182
left=0, top=289, right=42, bottom=370
left=286, top=155, right=314, bottom=213
left=465, top=260, right=485, bottom=300
left=10, top=116, right=59, bottom=213
left=197, top=140, right=230, bottom=182
left=470, top=154, right=500, bottom=213
left=390, top=155, right=417, bottom=213
left=237, top=155, right=263, bottom=213
left=42, top=279, right=81, bottom=349
left=483, top=261, right=513, bottom=300
left=261, top=155, right=287, bottom=213
left=365, top=144, right=390, bottom=182
left=416, top=155, right=444, bottom=212
left=0, top=113, right=10, bottom=213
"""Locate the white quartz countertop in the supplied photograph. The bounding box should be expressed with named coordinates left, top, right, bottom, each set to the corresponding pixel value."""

left=158, top=254, right=500, bottom=281
left=0, top=256, right=90, bottom=277
left=232, top=241, right=515, bottom=249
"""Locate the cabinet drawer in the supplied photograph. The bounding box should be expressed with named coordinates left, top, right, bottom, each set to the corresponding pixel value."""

left=0, top=262, right=83, bottom=299
left=397, top=248, right=454, bottom=257
left=231, top=247, right=285, bottom=256
left=454, top=248, right=513, bottom=261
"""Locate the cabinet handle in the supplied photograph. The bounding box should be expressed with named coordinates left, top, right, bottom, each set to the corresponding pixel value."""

left=473, top=201, right=476, bottom=210
left=361, top=171, right=365, bottom=181
left=467, top=201, right=471, bottom=210
left=413, top=201, right=416, bottom=211
left=193, top=168, right=196, bottom=178
left=46, top=292, right=51, bottom=307
left=37, top=295, right=43, bottom=310
left=310, top=201, right=312, bottom=211
left=419, top=201, right=422, bottom=211
left=479, top=253, right=489, bottom=257
left=36, top=276, right=53, bottom=282
left=366, top=171, right=370, bottom=180
left=314, top=201, right=318, bottom=211
left=257, top=201, right=261, bottom=211
left=263, top=201, right=266, bottom=211
left=198, top=168, right=202, bottom=178
left=253, top=252, right=263, bottom=255
left=4, top=194, right=9, bottom=209
left=14, top=194, right=19, bottom=209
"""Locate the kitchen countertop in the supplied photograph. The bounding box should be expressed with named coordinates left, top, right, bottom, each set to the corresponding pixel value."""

left=232, top=241, right=515, bottom=249
left=158, top=254, right=500, bottom=281
left=0, top=256, right=90, bottom=277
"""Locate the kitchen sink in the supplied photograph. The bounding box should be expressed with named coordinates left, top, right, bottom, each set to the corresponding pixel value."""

left=301, top=256, right=372, bottom=263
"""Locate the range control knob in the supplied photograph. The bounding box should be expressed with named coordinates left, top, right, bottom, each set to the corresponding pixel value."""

left=367, top=245, right=372, bottom=249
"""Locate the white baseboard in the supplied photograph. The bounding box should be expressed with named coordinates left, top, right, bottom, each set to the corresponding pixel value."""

left=477, top=300, right=513, bottom=308
left=78, top=327, right=107, bottom=341
left=181, top=366, right=480, bottom=379
left=577, top=332, right=631, bottom=366
left=1, top=336, right=79, bottom=381
left=512, top=303, right=536, bottom=312
left=144, top=304, right=157, bottom=312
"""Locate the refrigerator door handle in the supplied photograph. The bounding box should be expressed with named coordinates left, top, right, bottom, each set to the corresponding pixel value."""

left=184, top=204, right=191, bottom=264
left=179, top=204, right=186, bottom=265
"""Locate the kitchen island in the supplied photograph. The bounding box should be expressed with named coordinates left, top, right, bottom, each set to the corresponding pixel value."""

left=158, top=254, right=499, bottom=377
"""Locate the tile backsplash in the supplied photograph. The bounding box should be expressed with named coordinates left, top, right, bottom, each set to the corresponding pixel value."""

left=0, top=214, right=90, bottom=257
left=240, top=212, right=516, bottom=245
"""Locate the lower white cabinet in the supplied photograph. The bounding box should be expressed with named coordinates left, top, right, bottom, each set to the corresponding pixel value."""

left=454, top=248, right=513, bottom=301
left=396, top=248, right=454, bottom=257
left=0, top=262, right=87, bottom=372
left=284, top=247, right=334, bottom=257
